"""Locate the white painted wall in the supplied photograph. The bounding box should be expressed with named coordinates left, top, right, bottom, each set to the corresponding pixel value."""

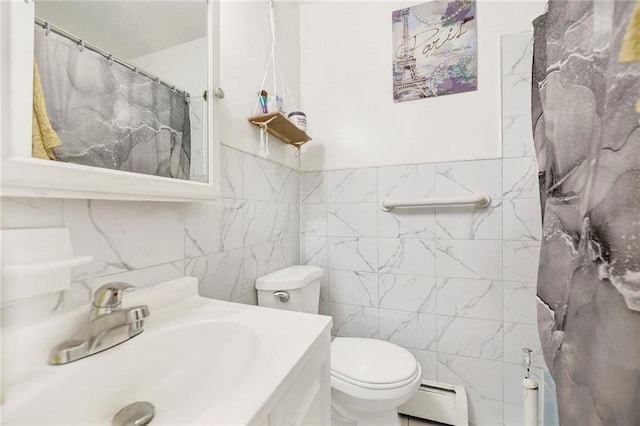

left=219, top=0, right=301, bottom=169
left=35, top=2, right=206, bottom=60
left=299, top=0, right=545, bottom=171
left=130, top=38, right=207, bottom=97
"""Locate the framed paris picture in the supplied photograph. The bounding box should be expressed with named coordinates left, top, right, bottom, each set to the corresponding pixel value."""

left=392, top=0, right=477, bottom=103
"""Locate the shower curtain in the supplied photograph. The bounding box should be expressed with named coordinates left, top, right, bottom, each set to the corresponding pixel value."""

left=532, top=1, right=640, bottom=424
left=34, top=26, right=191, bottom=179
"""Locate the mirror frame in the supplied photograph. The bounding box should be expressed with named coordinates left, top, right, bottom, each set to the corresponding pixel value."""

left=0, top=0, right=220, bottom=201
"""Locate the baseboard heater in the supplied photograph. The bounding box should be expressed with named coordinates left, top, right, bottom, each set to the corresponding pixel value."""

left=398, top=380, right=469, bottom=426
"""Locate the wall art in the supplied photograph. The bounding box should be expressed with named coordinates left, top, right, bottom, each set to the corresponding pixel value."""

left=392, top=0, right=477, bottom=103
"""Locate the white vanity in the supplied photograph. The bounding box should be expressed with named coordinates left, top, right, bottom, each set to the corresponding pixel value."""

left=2, top=278, right=332, bottom=425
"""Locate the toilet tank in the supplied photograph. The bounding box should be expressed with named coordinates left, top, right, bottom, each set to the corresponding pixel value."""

left=255, top=265, right=323, bottom=314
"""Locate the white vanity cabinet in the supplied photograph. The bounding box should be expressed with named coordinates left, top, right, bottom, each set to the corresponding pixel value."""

left=1, top=278, right=332, bottom=425
left=266, top=333, right=331, bottom=425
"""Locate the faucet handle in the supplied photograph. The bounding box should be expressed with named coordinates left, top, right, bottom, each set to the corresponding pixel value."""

left=91, top=282, right=135, bottom=319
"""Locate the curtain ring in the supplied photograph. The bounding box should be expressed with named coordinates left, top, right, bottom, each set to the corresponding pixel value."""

left=44, top=22, right=51, bottom=36
left=78, top=40, right=85, bottom=52
left=107, top=54, right=114, bottom=66
left=133, top=67, right=139, bottom=74
left=153, top=77, right=160, bottom=85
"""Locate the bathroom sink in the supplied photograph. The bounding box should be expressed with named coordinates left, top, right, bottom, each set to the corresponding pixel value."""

left=1, top=278, right=332, bottom=425
left=4, top=321, right=258, bottom=424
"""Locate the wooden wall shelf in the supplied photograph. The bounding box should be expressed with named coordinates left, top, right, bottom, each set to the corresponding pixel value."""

left=248, top=112, right=311, bottom=148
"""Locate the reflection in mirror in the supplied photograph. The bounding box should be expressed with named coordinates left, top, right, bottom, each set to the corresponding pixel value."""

left=32, top=1, right=208, bottom=182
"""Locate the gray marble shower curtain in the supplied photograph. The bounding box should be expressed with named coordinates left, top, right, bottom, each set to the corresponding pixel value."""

left=532, top=1, right=640, bottom=424
left=34, top=27, right=191, bottom=179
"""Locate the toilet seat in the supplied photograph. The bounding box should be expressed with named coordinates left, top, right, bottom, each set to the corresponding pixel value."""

left=331, top=365, right=422, bottom=402
left=331, top=369, right=420, bottom=390
left=330, top=337, right=421, bottom=393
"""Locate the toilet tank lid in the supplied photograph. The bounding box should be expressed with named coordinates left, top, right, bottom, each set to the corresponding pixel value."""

left=255, top=265, right=323, bottom=290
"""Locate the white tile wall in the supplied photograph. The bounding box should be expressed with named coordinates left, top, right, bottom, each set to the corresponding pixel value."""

left=63, top=199, right=185, bottom=280
left=435, top=202, right=502, bottom=240
left=503, top=199, right=542, bottom=241
left=300, top=204, right=328, bottom=236
left=407, top=348, right=438, bottom=382
left=437, top=354, right=503, bottom=400
left=502, top=74, right=532, bottom=117
left=502, top=157, right=539, bottom=200
left=1, top=145, right=300, bottom=323
left=0, top=198, right=62, bottom=228
left=301, top=154, right=544, bottom=424
left=378, top=164, right=435, bottom=200
left=503, top=281, right=537, bottom=325
left=503, top=115, right=535, bottom=159
left=379, top=274, right=436, bottom=313
left=328, top=168, right=377, bottom=203
left=379, top=206, right=437, bottom=239
left=300, top=171, right=328, bottom=203
left=243, top=153, right=299, bottom=203
left=379, top=238, right=436, bottom=276
left=436, top=240, right=502, bottom=280
left=328, top=237, right=378, bottom=272
left=299, top=31, right=544, bottom=426
left=435, top=159, right=503, bottom=199
left=331, top=303, right=379, bottom=338
left=436, top=316, right=503, bottom=360
left=436, top=278, right=502, bottom=321
left=378, top=310, right=437, bottom=351
left=503, top=240, right=542, bottom=282
left=301, top=236, right=328, bottom=267
left=328, top=203, right=378, bottom=237
left=329, top=270, right=378, bottom=307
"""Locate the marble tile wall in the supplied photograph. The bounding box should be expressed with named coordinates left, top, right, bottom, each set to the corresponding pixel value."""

left=1, top=145, right=300, bottom=325
left=501, top=30, right=549, bottom=426
left=299, top=31, right=543, bottom=426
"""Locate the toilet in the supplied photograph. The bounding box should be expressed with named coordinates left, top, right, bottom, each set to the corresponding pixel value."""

left=256, top=265, right=422, bottom=426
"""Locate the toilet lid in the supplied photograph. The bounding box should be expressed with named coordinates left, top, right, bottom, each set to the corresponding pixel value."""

left=331, top=337, right=419, bottom=385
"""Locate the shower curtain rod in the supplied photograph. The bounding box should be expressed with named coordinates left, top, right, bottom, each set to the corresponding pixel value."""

left=34, top=17, right=191, bottom=99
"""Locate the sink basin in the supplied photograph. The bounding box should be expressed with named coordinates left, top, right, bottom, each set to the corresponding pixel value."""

left=1, top=277, right=331, bottom=425
left=5, top=321, right=258, bottom=425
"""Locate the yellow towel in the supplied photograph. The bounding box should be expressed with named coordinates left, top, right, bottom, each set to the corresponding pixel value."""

left=32, top=61, right=62, bottom=160
left=619, top=0, right=640, bottom=114
left=620, top=0, right=640, bottom=62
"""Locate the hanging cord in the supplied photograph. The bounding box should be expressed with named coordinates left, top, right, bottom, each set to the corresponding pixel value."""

left=252, top=0, right=278, bottom=117
left=254, top=115, right=277, bottom=158
left=269, top=0, right=278, bottom=100
left=251, top=0, right=302, bottom=158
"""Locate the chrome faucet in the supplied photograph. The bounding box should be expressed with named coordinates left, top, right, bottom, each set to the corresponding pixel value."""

left=49, top=283, right=150, bottom=365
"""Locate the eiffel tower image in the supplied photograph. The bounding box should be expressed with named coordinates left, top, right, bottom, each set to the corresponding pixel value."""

left=394, top=9, right=429, bottom=100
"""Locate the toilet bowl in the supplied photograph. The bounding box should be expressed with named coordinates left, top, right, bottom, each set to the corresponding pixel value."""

left=256, top=266, right=421, bottom=425
left=330, top=337, right=422, bottom=426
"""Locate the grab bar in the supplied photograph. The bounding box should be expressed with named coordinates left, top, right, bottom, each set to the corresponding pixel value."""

left=381, top=193, right=491, bottom=212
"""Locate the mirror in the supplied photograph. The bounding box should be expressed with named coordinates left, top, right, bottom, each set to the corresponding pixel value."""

left=32, top=1, right=209, bottom=182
